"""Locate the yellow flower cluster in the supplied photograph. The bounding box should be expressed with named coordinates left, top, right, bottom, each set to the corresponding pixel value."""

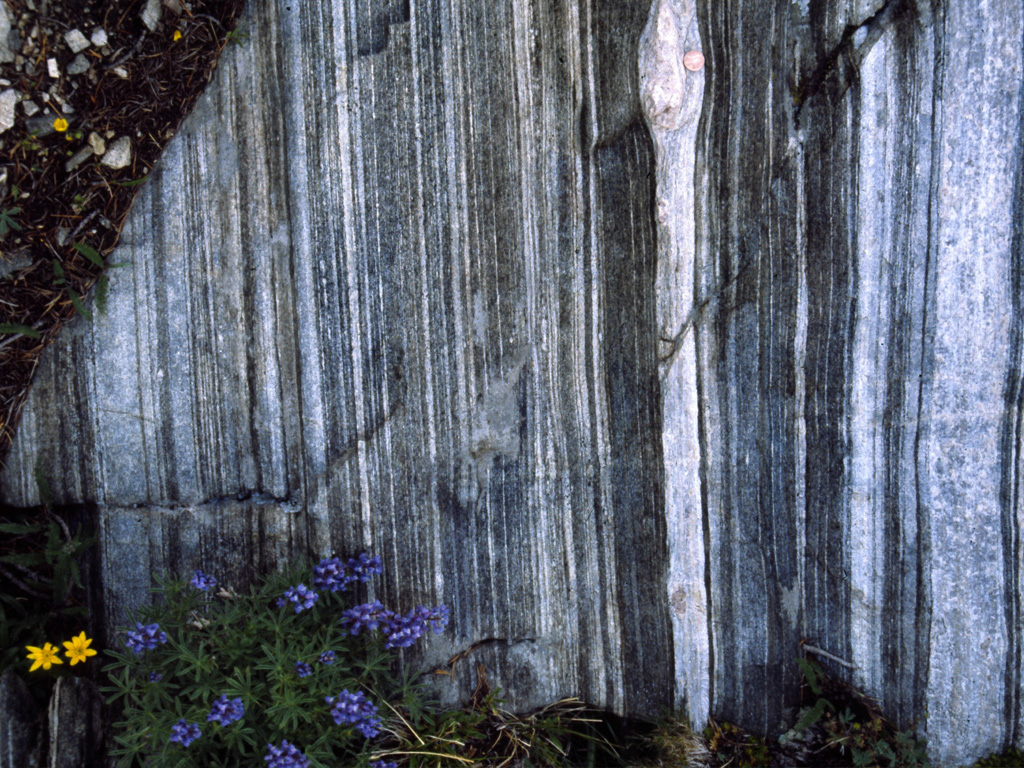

left=26, top=632, right=97, bottom=671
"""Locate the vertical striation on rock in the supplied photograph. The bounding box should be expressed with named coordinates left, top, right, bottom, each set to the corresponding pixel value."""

left=0, top=0, right=670, bottom=719
left=1, top=0, right=1022, bottom=763
left=645, top=0, right=1024, bottom=762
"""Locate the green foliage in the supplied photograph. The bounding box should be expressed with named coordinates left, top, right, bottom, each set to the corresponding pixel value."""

left=101, top=559, right=605, bottom=768
left=113, top=175, right=149, bottom=188
left=49, top=241, right=130, bottom=320
left=0, top=323, right=41, bottom=338
left=0, top=503, right=96, bottom=703
left=789, top=657, right=931, bottom=768
left=224, top=25, right=248, bottom=46
left=970, top=748, right=1024, bottom=767
left=72, top=241, right=105, bottom=268
left=0, top=206, right=22, bottom=238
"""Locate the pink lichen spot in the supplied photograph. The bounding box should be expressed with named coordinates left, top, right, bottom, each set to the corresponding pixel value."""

left=683, top=50, right=705, bottom=72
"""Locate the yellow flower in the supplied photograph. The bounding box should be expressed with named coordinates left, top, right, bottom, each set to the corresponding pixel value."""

left=26, top=642, right=64, bottom=672
left=173, top=30, right=182, bottom=41
left=53, top=118, right=68, bottom=132
left=63, top=632, right=98, bottom=666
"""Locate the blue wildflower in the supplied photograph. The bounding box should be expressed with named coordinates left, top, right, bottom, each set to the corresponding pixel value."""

left=348, top=552, right=383, bottom=582
left=325, top=689, right=382, bottom=738
left=264, top=739, right=310, bottom=768
left=382, top=604, right=450, bottom=649
left=295, top=661, right=312, bottom=678
left=125, top=622, right=167, bottom=655
left=189, top=569, right=218, bottom=591
left=369, top=762, right=398, bottom=768
left=207, top=694, right=245, bottom=726
left=275, top=583, right=318, bottom=613
left=340, top=601, right=394, bottom=635
left=148, top=672, right=162, bottom=683
left=318, top=650, right=336, bottom=665
left=169, top=719, right=201, bottom=747
left=313, top=556, right=353, bottom=592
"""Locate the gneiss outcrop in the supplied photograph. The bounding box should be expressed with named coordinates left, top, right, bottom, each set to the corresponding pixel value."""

left=2, top=1, right=1021, bottom=765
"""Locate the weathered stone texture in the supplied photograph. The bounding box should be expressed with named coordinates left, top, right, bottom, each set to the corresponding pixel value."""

left=0, top=668, right=42, bottom=768
left=1, top=0, right=1022, bottom=765
left=646, top=0, right=1024, bottom=763
left=47, top=677, right=103, bottom=768
left=1, top=0, right=670, bottom=720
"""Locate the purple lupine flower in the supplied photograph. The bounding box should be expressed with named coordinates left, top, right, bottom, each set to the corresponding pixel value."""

left=275, top=583, right=319, bottom=613
left=382, top=605, right=449, bottom=649
left=148, top=672, right=162, bottom=683
left=318, top=650, right=336, bottom=665
left=313, top=556, right=353, bottom=592
left=369, top=762, right=398, bottom=768
left=381, top=610, right=423, bottom=649
left=125, top=622, right=168, bottom=655
left=348, top=552, right=383, bottom=582
left=264, top=739, right=310, bottom=768
left=189, top=569, right=218, bottom=591
left=325, top=689, right=382, bottom=738
left=207, top=694, right=245, bottom=726
left=426, top=604, right=450, bottom=634
left=339, top=601, right=394, bottom=635
left=169, top=719, right=202, bottom=747
left=295, top=661, right=313, bottom=678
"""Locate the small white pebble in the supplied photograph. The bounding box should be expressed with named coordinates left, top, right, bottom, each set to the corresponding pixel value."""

left=64, top=29, right=90, bottom=53
left=46, top=57, right=59, bottom=78
left=112, top=65, right=128, bottom=79
left=101, top=136, right=132, bottom=169
left=0, top=89, right=19, bottom=135
left=21, top=99, right=39, bottom=116
left=90, top=28, right=108, bottom=48
left=88, top=131, right=106, bottom=155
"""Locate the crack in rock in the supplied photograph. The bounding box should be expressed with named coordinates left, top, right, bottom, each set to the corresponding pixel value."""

left=793, top=0, right=914, bottom=127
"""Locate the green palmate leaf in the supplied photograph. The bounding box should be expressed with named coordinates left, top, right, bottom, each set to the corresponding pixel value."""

left=73, top=241, right=106, bottom=268
left=0, top=323, right=41, bottom=338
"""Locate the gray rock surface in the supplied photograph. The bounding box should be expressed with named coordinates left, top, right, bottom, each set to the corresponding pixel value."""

left=0, top=668, right=42, bottom=768
left=2, top=0, right=669, bottom=722
left=1, top=0, right=1022, bottom=765
left=0, top=4, right=15, bottom=65
left=46, top=677, right=102, bottom=768
left=643, top=0, right=1024, bottom=763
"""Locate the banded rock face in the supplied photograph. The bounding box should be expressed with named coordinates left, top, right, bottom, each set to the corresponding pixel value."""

left=1, top=0, right=670, bottom=720
left=1, top=0, right=1022, bottom=765
left=644, top=0, right=1024, bottom=763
